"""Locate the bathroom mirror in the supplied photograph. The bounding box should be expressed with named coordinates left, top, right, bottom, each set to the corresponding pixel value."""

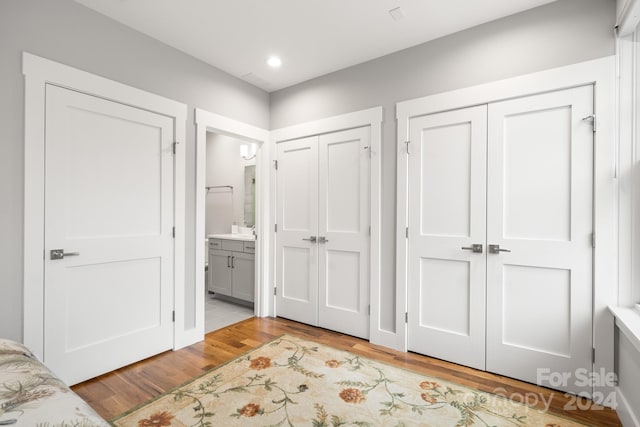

left=244, top=165, right=256, bottom=227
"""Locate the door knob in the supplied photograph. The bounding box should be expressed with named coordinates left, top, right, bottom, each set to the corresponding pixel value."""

left=302, top=236, right=317, bottom=243
left=318, top=236, right=329, bottom=244
left=50, top=249, right=80, bottom=260
left=488, top=244, right=511, bottom=254
left=461, top=244, right=483, bottom=253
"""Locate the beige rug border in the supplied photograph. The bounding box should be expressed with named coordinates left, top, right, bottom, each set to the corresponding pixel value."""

left=109, top=333, right=593, bottom=427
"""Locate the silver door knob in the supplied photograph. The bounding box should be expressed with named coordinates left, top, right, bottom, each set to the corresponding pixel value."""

left=318, top=236, right=329, bottom=244
left=488, top=244, right=511, bottom=254
left=302, top=236, right=317, bottom=243
left=461, top=244, right=483, bottom=253
left=50, top=249, right=80, bottom=260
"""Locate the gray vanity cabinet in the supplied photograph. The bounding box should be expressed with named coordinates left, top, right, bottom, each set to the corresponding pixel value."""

left=208, top=238, right=255, bottom=303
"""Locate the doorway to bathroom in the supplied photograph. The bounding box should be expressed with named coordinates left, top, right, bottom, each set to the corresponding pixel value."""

left=194, top=108, right=270, bottom=340
left=204, top=134, right=257, bottom=332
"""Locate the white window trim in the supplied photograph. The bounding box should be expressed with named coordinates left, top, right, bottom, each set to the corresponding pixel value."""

left=22, top=52, right=187, bottom=357
left=396, top=56, right=617, bottom=402
left=193, top=109, right=270, bottom=343
left=269, top=107, right=385, bottom=346
left=612, top=24, right=640, bottom=421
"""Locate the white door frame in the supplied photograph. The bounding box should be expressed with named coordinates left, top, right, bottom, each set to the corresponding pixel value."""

left=22, top=52, right=187, bottom=358
left=194, top=108, right=270, bottom=341
left=270, top=107, right=385, bottom=346
left=396, top=56, right=616, bottom=403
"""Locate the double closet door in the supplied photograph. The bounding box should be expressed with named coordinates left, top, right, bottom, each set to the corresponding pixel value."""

left=276, top=127, right=370, bottom=339
left=407, top=85, right=594, bottom=395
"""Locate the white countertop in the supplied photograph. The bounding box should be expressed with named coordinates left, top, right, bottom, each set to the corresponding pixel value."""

left=207, top=233, right=255, bottom=241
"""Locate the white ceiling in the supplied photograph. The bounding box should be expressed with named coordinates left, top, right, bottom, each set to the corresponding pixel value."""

left=74, top=0, right=557, bottom=92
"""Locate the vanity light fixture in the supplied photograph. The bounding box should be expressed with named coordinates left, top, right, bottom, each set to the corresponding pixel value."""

left=240, top=144, right=256, bottom=160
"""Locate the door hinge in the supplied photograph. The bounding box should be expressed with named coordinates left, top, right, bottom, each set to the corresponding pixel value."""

left=369, top=226, right=371, bottom=237
left=274, top=160, right=278, bottom=170
left=274, top=286, right=277, bottom=296
left=274, top=224, right=278, bottom=233
left=405, top=312, right=408, bottom=323
left=172, top=226, right=175, bottom=238
left=406, top=227, right=409, bottom=238
left=368, top=305, right=371, bottom=316
left=405, top=140, right=411, bottom=154
left=592, top=347, right=595, bottom=363
left=591, top=232, right=595, bottom=248
left=172, top=310, right=175, bottom=322
left=172, top=141, right=178, bottom=154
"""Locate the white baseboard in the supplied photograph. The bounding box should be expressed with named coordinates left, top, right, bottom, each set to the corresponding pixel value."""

left=617, top=387, right=640, bottom=427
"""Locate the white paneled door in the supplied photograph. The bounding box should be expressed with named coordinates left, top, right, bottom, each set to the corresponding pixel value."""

left=44, top=85, right=175, bottom=385
left=407, top=85, right=594, bottom=395
left=276, top=128, right=370, bottom=339
left=275, top=136, right=319, bottom=326
left=486, top=86, right=594, bottom=396
left=407, top=105, right=488, bottom=370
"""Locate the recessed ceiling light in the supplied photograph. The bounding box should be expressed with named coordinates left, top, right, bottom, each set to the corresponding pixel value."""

left=267, top=56, right=282, bottom=68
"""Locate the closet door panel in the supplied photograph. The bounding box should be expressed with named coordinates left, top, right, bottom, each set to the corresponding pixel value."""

left=318, top=127, right=370, bottom=339
left=275, top=136, right=319, bottom=325
left=407, top=105, right=487, bottom=370
left=486, top=85, right=594, bottom=396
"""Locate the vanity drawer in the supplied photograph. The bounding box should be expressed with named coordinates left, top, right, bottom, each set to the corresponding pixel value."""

left=243, top=241, right=256, bottom=253
left=208, top=239, right=222, bottom=250
left=221, top=239, right=244, bottom=252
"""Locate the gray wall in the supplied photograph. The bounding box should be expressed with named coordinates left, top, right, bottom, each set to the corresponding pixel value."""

left=270, top=0, right=616, bottom=332
left=0, top=0, right=269, bottom=341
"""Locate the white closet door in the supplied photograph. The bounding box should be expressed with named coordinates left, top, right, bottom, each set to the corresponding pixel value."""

left=318, top=127, right=370, bottom=339
left=407, top=105, right=488, bottom=370
left=275, top=136, right=319, bottom=325
left=486, top=85, right=594, bottom=395
left=44, top=84, right=175, bottom=385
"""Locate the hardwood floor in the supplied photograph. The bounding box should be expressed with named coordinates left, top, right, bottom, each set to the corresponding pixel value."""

left=72, top=317, right=621, bottom=426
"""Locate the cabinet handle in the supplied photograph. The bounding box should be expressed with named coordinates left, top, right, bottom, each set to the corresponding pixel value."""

left=231, top=256, right=235, bottom=268
left=227, top=255, right=231, bottom=268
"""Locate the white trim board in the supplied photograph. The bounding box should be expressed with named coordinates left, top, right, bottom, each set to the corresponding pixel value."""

left=22, top=52, right=188, bottom=357
left=270, top=107, right=386, bottom=347
left=194, top=108, right=270, bottom=342
left=616, top=386, right=640, bottom=427
left=396, top=56, right=617, bottom=402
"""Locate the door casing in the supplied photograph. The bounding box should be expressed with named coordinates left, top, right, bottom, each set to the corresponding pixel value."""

left=23, top=52, right=187, bottom=358
left=194, top=109, right=270, bottom=342
left=270, top=107, right=384, bottom=345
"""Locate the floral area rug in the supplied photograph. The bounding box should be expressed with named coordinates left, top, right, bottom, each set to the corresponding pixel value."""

left=111, top=334, right=588, bottom=427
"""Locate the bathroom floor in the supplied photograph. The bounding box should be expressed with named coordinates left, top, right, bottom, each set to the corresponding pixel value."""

left=204, top=293, right=254, bottom=333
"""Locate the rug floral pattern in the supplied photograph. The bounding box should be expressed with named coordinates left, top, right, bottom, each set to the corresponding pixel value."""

left=112, top=335, right=588, bottom=427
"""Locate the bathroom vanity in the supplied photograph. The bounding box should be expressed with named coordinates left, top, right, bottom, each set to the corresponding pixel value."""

left=207, top=233, right=255, bottom=303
